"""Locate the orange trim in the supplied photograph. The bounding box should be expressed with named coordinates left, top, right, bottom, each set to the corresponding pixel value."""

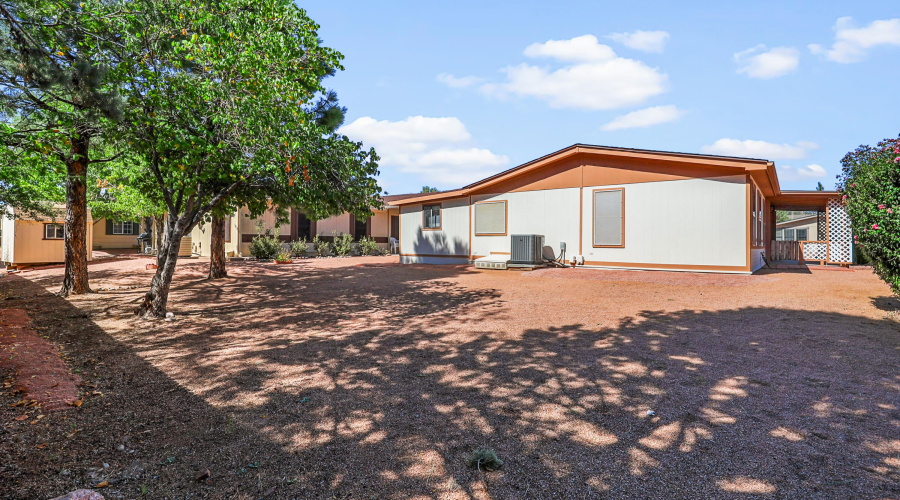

left=400, top=253, right=469, bottom=258
left=490, top=251, right=510, bottom=255
left=467, top=196, right=472, bottom=255
left=473, top=200, right=508, bottom=236
left=745, top=177, right=752, bottom=270
left=591, top=188, right=625, bottom=248
left=422, top=203, right=442, bottom=231
left=578, top=165, right=583, bottom=255
left=582, top=260, right=751, bottom=273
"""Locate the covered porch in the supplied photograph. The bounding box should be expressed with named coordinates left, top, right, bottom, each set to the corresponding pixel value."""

left=768, top=191, right=853, bottom=267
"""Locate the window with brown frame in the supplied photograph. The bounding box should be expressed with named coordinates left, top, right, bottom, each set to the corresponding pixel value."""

left=224, top=215, right=232, bottom=242
left=751, top=184, right=758, bottom=246
left=593, top=188, right=624, bottom=247
left=44, top=223, right=64, bottom=239
left=474, top=200, right=507, bottom=235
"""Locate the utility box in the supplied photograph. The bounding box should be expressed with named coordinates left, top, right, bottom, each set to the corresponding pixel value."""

left=510, top=234, right=544, bottom=265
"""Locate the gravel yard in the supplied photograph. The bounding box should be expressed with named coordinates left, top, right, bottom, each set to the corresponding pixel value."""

left=1, top=255, right=899, bottom=499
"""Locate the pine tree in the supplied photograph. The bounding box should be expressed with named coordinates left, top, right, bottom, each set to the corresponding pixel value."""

left=0, top=1, right=122, bottom=296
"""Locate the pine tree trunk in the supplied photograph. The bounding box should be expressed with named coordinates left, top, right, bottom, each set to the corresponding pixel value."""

left=139, top=215, right=183, bottom=318
left=208, top=215, right=227, bottom=279
left=58, top=134, right=91, bottom=297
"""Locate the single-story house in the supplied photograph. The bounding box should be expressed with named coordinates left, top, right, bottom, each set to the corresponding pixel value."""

left=391, top=144, right=852, bottom=273
left=188, top=194, right=413, bottom=257
left=775, top=214, right=818, bottom=242
left=92, top=218, right=143, bottom=250
left=1, top=204, right=93, bottom=268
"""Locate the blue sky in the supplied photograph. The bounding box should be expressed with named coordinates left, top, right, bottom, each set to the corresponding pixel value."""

left=303, top=1, right=899, bottom=195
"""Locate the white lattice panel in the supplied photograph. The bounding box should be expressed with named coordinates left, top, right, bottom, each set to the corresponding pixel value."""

left=827, top=199, right=853, bottom=264
left=802, top=242, right=827, bottom=261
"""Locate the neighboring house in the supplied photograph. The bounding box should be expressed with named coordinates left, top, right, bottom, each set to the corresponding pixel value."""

left=1, top=204, right=93, bottom=267
left=92, top=218, right=143, bottom=250
left=188, top=194, right=413, bottom=257
left=776, top=215, right=818, bottom=242
left=391, top=144, right=851, bottom=273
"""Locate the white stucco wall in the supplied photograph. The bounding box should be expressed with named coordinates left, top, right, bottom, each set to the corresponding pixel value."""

left=399, top=197, right=469, bottom=264
left=581, top=175, right=748, bottom=269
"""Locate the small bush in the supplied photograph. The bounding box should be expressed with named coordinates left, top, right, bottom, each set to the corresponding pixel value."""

left=357, top=236, right=380, bottom=256
left=331, top=231, right=353, bottom=256
left=249, top=234, right=282, bottom=260
left=312, top=235, right=330, bottom=257
left=466, top=449, right=503, bottom=471
left=275, top=249, right=292, bottom=262
left=290, top=237, right=308, bottom=257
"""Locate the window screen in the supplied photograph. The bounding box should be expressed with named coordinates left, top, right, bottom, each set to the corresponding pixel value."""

left=423, top=205, right=441, bottom=229
left=593, top=189, right=624, bottom=247
left=776, top=229, right=784, bottom=241
left=796, top=228, right=808, bottom=241
left=784, top=228, right=795, bottom=241
left=475, top=201, right=506, bottom=235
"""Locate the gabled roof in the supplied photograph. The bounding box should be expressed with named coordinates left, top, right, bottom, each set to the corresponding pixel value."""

left=391, top=143, right=782, bottom=205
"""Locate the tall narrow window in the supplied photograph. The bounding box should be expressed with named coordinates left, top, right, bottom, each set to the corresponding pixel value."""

left=751, top=185, right=758, bottom=246
left=593, top=189, right=624, bottom=247
left=423, top=204, right=441, bottom=230
left=474, top=201, right=507, bottom=235
left=224, top=215, right=232, bottom=242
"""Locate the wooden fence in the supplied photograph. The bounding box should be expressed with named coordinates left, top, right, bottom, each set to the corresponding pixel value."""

left=771, top=240, right=801, bottom=261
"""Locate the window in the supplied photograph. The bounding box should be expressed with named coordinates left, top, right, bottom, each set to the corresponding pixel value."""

left=44, top=223, right=64, bottom=239
left=776, top=229, right=784, bottom=241
left=224, top=216, right=232, bottom=242
left=784, top=228, right=795, bottom=241
left=796, top=228, right=808, bottom=241
left=593, top=188, right=624, bottom=247
left=474, top=201, right=507, bottom=235
left=423, top=204, right=441, bottom=230
left=113, top=221, right=134, bottom=235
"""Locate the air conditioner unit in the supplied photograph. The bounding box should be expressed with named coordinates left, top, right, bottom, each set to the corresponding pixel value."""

left=474, top=255, right=509, bottom=270
left=510, top=234, right=544, bottom=265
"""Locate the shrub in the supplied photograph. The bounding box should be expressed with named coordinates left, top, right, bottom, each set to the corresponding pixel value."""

left=290, top=237, right=308, bottom=257
left=331, top=231, right=353, bottom=256
left=275, top=250, right=292, bottom=262
left=357, top=236, right=380, bottom=256
left=838, top=135, right=900, bottom=295
left=312, top=235, right=330, bottom=257
left=248, top=234, right=282, bottom=260
left=466, top=449, right=503, bottom=471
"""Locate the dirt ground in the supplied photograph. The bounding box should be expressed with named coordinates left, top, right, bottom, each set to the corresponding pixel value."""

left=1, top=255, right=899, bottom=499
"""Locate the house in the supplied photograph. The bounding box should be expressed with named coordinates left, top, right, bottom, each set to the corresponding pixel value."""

left=390, top=144, right=852, bottom=273
left=92, top=218, right=143, bottom=250
left=1, top=204, right=93, bottom=267
left=188, top=194, right=414, bottom=257
left=775, top=214, right=818, bottom=241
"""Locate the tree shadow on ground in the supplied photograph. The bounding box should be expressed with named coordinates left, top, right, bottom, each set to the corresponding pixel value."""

left=4, top=261, right=900, bottom=499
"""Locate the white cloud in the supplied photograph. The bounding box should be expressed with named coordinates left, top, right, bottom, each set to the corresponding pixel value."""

left=338, top=116, right=509, bottom=186
left=810, top=17, right=900, bottom=63
left=607, top=30, right=670, bottom=53
left=479, top=35, right=668, bottom=110
left=600, top=105, right=685, bottom=131
left=734, top=45, right=800, bottom=79
left=777, top=164, right=828, bottom=181
left=700, top=139, right=818, bottom=160
left=523, top=34, right=617, bottom=62
left=436, top=73, right=483, bottom=88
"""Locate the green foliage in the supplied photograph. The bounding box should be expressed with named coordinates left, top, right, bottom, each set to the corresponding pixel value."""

left=357, top=236, right=380, bottom=256
left=274, top=249, right=292, bottom=263
left=421, top=186, right=439, bottom=193
left=312, top=234, right=330, bottom=257
left=837, top=135, right=900, bottom=295
left=816, top=182, right=825, bottom=192
left=290, top=237, right=308, bottom=258
left=248, top=229, right=283, bottom=260
left=466, top=449, right=503, bottom=471
left=331, top=231, right=353, bottom=256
